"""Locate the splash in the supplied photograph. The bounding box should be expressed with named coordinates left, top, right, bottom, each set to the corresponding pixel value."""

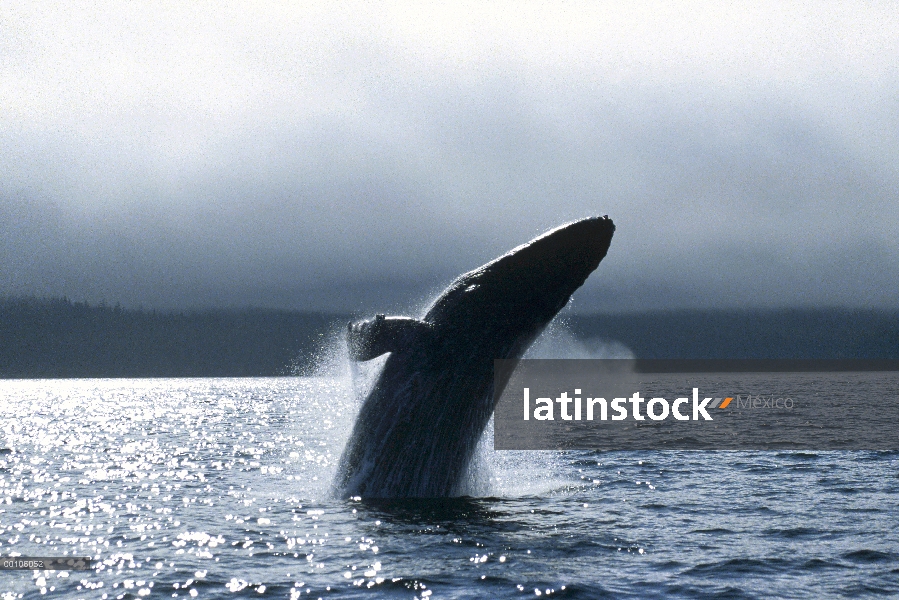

left=462, top=317, right=635, bottom=497
left=524, top=317, right=635, bottom=360
left=310, top=310, right=635, bottom=498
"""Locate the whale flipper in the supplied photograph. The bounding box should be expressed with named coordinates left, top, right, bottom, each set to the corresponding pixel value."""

left=347, top=314, right=433, bottom=361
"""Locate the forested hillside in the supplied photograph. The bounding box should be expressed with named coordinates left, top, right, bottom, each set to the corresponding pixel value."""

left=1, top=297, right=897, bottom=378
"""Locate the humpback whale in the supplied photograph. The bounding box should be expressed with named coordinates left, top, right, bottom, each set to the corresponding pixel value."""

left=335, top=216, right=615, bottom=498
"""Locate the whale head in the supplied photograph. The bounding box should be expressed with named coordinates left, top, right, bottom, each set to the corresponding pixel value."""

left=423, top=215, right=615, bottom=357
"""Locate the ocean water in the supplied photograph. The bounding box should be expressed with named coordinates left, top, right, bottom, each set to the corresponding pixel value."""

left=1, top=376, right=898, bottom=599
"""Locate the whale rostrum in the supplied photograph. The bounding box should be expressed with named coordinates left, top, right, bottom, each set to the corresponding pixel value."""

left=335, top=216, right=615, bottom=498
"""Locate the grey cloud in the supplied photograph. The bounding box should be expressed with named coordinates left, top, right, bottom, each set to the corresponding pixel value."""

left=1, top=3, right=897, bottom=312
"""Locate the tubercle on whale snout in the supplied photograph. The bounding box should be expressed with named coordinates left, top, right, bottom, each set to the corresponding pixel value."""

left=335, top=216, right=615, bottom=498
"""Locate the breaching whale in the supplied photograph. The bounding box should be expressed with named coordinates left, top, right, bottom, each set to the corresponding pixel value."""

left=335, top=216, right=615, bottom=498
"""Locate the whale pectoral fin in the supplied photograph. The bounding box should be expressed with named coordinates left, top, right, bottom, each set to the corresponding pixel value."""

left=347, top=315, right=432, bottom=361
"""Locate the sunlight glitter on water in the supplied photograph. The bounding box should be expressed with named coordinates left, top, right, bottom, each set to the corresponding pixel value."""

left=0, top=378, right=364, bottom=596
left=0, top=377, right=562, bottom=598
left=1, top=377, right=898, bottom=599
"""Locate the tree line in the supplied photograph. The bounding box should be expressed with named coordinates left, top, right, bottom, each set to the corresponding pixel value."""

left=1, top=297, right=896, bottom=378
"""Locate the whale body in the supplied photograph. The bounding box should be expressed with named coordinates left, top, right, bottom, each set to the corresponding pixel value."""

left=334, top=216, right=615, bottom=498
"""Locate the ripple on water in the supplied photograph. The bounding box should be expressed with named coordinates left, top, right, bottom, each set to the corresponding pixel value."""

left=0, top=378, right=897, bottom=598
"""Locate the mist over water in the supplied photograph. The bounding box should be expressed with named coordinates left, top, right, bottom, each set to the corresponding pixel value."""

left=523, top=319, right=635, bottom=361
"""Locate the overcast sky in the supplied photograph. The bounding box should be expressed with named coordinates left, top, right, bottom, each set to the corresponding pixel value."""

left=2, top=2, right=897, bottom=313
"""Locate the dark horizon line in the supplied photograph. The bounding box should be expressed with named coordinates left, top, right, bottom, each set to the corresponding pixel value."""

left=3, top=294, right=898, bottom=317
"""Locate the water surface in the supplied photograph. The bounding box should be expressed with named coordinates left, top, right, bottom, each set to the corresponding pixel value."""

left=1, top=377, right=897, bottom=598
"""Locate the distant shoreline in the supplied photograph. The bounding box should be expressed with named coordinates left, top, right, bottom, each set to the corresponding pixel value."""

left=2, top=297, right=897, bottom=379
